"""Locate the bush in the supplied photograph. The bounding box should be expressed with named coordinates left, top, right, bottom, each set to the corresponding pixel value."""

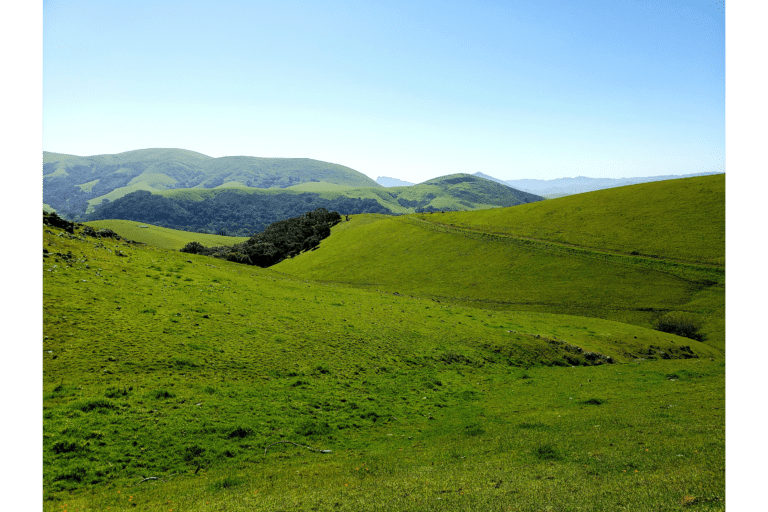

left=180, top=241, right=206, bottom=254
left=653, top=312, right=705, bottom=341
left=178, top=208, right=342, bottom=268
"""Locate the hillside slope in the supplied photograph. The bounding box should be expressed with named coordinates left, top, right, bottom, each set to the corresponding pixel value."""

left=274, top=177, right=725, bottom=350
left=43, top=148, right=380, bottom=218
left=83, top=173, right=544, bottom=235
left=417, top=174, right=724, bottom=266
left=43, top=212, right=724, bottom=509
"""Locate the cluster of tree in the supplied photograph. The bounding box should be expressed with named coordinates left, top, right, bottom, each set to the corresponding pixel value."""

left=86, top=190, right=389, bottom=235
left=415, top=206, right=458, bottom=213
left=180, top=208, right=342, bottom=267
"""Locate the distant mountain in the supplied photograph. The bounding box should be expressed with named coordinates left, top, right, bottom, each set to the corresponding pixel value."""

left=473, top=171, right=724, bottom=197
left=84, top=173, right=543, bottom=235
left=43, top=148, right=381, bottom=219
left=416, top=174, right=542, bottom=209
left=377, top=176, right=415, bottom=187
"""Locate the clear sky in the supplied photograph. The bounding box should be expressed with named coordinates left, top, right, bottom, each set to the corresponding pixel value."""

left=43, top=0, right=725, bottom=182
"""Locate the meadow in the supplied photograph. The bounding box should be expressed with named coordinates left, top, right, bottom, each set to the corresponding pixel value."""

left=84, top=220, right=249, bottom=250
left=42, top=175, right=725, bottom=510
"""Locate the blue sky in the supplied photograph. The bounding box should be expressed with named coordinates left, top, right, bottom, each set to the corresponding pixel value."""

left=43, top=0, right=725, bottom=182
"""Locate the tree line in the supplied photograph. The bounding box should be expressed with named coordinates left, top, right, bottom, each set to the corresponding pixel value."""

left=86, top=189, right=389, bottom=236
left=180, top=208, right=342, bottom=267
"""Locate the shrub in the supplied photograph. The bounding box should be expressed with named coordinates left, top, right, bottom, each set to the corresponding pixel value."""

left=653, top=312, right=705, bottom=341
left=180, top=241, right=206, bottom=254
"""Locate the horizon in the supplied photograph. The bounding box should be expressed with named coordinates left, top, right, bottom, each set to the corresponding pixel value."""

left=43, top=0, right=724, bottom=183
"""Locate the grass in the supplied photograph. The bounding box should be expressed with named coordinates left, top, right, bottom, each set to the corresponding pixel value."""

left=82, top=220, right=249, bottom=250
left=274, top=213, right=725, bottom=351
left=42, top=174, right=725, bottom=510
left=412, top=174, right=724, bottom=266
left=157, top=173, right=537, bottom=215
left=43, top=220, right=723, bottom=510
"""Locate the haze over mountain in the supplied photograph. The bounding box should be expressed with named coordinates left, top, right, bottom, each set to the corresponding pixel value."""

left=474, top=171, right=725, bottom=197
left=376, top=176, right=415, bottom=187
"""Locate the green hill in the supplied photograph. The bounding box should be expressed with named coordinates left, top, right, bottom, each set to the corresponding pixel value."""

left=414, top=174, right=725, bottom=266
left=82, top=173, right=544, bottom=235
left=43, top=215, right=723, bottom=510
left=274, top=176, right=725, bottom=351
left=84, top=220, right=250, bottom=250
left=40, top=172, right=724, bottom=511
left=43, top=148, right=381, bottom=218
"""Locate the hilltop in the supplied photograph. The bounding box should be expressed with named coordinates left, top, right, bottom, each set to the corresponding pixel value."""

left=274, top=175, right=725, bottom=351
left=43, top=148, right=381, bottom=218
left=42, top=170, right=724, bottom=510
left=83, top=173, right=543, bottom=235
left=474, top=170, right=724, bottom=197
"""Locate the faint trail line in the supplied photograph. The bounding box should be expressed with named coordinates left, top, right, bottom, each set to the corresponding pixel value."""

left=398, top=217, right=724, bottom=285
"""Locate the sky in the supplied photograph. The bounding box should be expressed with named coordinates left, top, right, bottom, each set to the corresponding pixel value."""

left=42, top=0, right=725, bottom=183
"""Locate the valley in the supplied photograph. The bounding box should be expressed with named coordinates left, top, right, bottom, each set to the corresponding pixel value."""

left=42, top=173, right=725, bottom=511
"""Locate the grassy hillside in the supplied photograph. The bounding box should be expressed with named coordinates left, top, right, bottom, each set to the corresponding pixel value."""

left=81, top=174, right=544, bottom=236
left=42, top=148, right=381, bottom=218
left=156, top=172, right=543, bottom=215
left=43, top=219, right=723, bottom=510
left=274, top=177, right=725, bottom=351
left=84, top=220, right=250, bottom=250
left=413, top=174, right=725, bottom=266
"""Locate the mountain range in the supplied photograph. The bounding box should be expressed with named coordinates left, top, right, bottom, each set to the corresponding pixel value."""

left=43, top=148, right=380, bottom=218
left=473, top=171, right=724, bottom=197
left=43, top=149, right=543, bottom=229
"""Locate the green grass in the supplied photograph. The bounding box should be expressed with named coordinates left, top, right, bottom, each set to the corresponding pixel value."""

left=82, top=220, right=249, bottom=250
left=286, top=181, right=357, bottom=192
left=412, top=174, right=724, bottom=266
left=274, top=213, right=725, bottom=351
left=43, top=220, right=723, bottom=510
left=43, top=173, right=725, bottom=510
left=156, top=173, right=538, bottom=215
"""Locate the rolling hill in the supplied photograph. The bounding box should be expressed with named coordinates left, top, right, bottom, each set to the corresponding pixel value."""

left=83, top=173, right=543, bottom=235
left=43, top=148, right=381, bottom=218
left=475, top=170, right=724, bottom=197
left=274, top=175, right=725, bottom=351
left=42, top=168, right=725, bottom=510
